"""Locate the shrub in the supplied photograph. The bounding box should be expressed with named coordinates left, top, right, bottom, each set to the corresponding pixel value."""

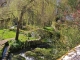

left=9, top=40, right=22, bottom=52
left=12, top=55, right=25, bottom=60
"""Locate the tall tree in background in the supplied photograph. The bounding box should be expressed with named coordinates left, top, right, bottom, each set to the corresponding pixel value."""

left=0, top=0, right=55, bottom=40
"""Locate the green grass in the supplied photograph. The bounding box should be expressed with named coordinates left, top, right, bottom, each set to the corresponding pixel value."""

left=0, top=29, right=38, bottom=42
left=0, top=29, right=16, bottom=40
left=44, top=27, right=54, bottom=32
left=27, top=37, right=38, bottom=40
left=19, top=35, right=38, bottom=42
left=19, top=34, right=27, bottom=42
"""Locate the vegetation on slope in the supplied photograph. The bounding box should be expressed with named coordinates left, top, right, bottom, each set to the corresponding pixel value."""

left=0, top=0, right=80, bottom=60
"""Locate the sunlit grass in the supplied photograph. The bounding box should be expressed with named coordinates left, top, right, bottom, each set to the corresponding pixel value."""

left=19, top=34, right=38, bottom=42
left=19, top=34, right=27, bottom=42
left=0, top=29, right=38, bottom=42
left=0, top=29, right=16, bottom=40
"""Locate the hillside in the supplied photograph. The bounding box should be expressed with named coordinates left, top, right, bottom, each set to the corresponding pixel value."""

left=0, top=0, right=80, bottom=60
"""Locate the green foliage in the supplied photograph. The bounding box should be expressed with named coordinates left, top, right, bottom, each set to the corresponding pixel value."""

left=5, top=0, right=55, bottom=27
left=50, top=24, right=80, bottom=59
left=25, top=51, right=36, bottom=57
left=59, top=25, right=80, bottom=48
left=33, top=48, right=50, bottom=56
left=0, top=0, right=80, bottom=60
left=67, top=0, right=78, bottom=9
left=25, top=48, right=52, bottom=60
left=0, top=48, right=3, bottom=57
left=44, top=27, right=54, bottom=32
left=19, top=34, right=27, bottom=42
left=9, top=40, right=22, bottom=50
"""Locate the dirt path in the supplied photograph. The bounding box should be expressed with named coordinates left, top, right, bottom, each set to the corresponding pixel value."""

left=0, top=38, right=14, bottom=45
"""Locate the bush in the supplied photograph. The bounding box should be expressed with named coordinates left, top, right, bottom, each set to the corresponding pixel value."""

left=25, top=48, right=52, bottom=60
left=9, top=40, right=22, bottom=52
left=12, top=55, right=25, bottom=60
left=25, top=51, right=36, bottom=57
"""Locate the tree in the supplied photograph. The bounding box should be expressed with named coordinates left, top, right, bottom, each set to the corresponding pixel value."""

left=0, top=0, right=55, bottom=40
left=15, top=0, right=35, bottom=40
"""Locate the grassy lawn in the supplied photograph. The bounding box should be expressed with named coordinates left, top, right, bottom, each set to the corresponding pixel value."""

left=19, top=35, right=39, bottom=42
left=0, top=29, right=16, bottom=40
left=0, top=29, right=38, bottom=42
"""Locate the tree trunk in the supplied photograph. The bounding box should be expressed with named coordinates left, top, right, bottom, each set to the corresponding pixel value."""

left=15, top=12, right=24, bottom=40
left=15, top=21, right=19, bottom=40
